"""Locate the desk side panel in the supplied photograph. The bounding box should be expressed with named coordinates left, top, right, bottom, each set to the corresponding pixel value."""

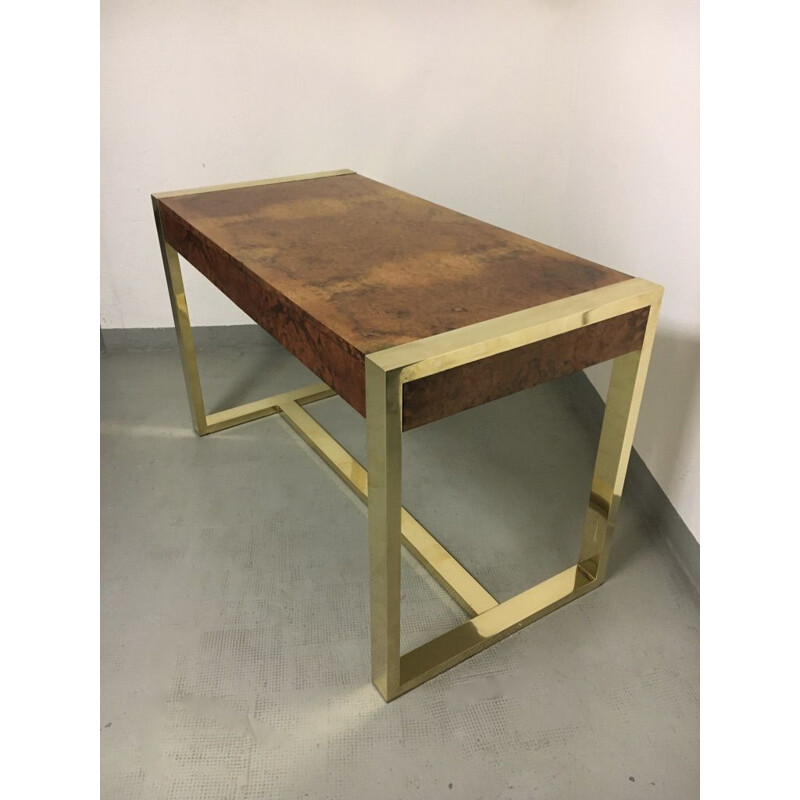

left=157, top=201, right=367, bottom=415
left=401, top=308, right=649, bottom=430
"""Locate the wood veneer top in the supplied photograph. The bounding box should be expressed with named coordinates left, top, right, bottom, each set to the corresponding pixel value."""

left=157, top=173, right=633, bottom=356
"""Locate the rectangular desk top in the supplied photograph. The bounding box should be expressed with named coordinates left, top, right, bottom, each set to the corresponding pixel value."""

left=155, top=171, right=648, bottom=428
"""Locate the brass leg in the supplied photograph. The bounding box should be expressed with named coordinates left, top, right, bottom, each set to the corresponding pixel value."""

left=366, top=359, right=403, bottom=700
left=578, top=301, right=661, bottom=583
left=364, top=295, right=662, bottom=701
left=156, top=224, right=208, bottom=435
left=153, top=202, right=335, bottom=434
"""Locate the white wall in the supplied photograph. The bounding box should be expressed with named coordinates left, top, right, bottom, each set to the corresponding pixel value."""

left=101, top=0, right=699, bottom=539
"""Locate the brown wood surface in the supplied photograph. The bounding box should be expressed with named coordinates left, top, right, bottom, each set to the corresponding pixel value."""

left=155, top=172, right=645, bottom=427
left=402, top=308, right=648, bottom=429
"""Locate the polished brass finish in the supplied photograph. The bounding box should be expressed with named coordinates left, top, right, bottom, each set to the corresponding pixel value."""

left=204, top=384, right=335, bottom=435
left=368, top=278, right=657, bottom=381
left=399, top=566, right=595, bottom=695
left=156, top=172, right=662, bottom=702
left=577, top=309, right=660, bottom=583
left=155, top=214, right=335, bottom=435
left=153, top=168, right=355, bottom=200
left=365, top=279, right=662, bottom=700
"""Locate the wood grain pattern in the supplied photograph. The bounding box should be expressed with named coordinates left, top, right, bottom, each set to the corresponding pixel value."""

left=155, top=173, right=646, bottom=427
left=158, top=202, right=367, bottom=414
left=402, top=308, right=649, bottom=429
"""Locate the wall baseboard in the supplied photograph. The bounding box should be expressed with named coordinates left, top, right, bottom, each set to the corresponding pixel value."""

left=101, top=325, right=699, bottom=593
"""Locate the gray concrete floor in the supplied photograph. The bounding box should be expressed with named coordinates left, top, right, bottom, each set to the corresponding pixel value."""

left=101, top=334, right=699, bottom=799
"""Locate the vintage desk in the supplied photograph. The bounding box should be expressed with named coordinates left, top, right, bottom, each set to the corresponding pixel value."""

left=152, top=169, right=662, bottom=701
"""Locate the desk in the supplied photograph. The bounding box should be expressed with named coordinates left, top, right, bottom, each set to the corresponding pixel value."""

left=153, top=169, right=662, bottom=701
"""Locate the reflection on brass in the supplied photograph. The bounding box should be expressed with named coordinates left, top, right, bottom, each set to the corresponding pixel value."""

left=155, top=170, right=662, bottom=702
left=366, top=280, right=661, bottom=700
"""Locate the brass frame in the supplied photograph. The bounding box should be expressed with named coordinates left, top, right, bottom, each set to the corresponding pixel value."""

left=153, top=171, right=662, bottom=702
